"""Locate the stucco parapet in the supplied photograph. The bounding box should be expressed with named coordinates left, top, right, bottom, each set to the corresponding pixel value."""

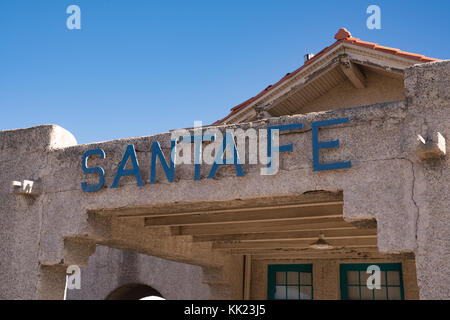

left=0, top=124, right=77, bottom=161
left=404, top=60, right=450, bottom=110
left=35, top=100, right=409, bottom=197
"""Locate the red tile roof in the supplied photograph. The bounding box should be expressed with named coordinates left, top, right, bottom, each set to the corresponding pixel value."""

left=214, top=28, right=441, bottom=124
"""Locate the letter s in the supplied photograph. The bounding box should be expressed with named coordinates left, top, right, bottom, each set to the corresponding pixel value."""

left=81, top=148, right=105, bottom=192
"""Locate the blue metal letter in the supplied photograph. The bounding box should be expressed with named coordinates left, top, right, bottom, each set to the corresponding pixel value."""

left=311, top=117, right=351, bottom=171
left=111, top=144, right=144, bottom=188
left=266, top=123, right=303, bottom=173
left=208, top=132, right=244, bottom=178
left=81, top=148, right=106, bottom=192
left=150, top=140, right=176, bottom=184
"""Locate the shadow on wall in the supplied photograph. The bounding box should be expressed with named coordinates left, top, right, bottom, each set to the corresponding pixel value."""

left=106, top=283, right=165, bottom=300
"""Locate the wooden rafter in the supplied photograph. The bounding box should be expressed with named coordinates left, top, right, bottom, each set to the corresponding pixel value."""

left=144, top=203, right=342, bottom=227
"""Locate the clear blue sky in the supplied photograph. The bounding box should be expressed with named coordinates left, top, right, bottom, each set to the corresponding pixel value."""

left=1, top=0, right=448, bottom=144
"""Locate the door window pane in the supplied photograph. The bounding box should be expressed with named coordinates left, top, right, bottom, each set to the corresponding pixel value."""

left=380, top=271, right=386, bottom=285
left=374, top=287, right=387, bottom=300
left=347, top=286, right=360, bottom=300
left=287, top=286, right=299, bottom=299
left=388, top=287, right=402, bottom=300
left=287, top=272, right=298, bottom=285
left=387, top=271, right=400, bottom=285
left=276, top=272, right=285, bottom=285
left=360, top=286, right=373, bottom=300
left=300, top=286, right=312, bottom=300
left=360, top=271, right=371, bottom=286
left=274, top=286, right=286, bottom=299
left=347, top=271, right=359, bottom=285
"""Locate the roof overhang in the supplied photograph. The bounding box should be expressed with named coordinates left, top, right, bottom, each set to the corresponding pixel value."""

left=216, top=31, right=441, bottom=125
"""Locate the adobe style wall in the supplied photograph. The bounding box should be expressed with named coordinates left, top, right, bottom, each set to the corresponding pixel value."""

left=0, top=60, right=448, bottom=300
left=65, top=245, right=210, bottom=300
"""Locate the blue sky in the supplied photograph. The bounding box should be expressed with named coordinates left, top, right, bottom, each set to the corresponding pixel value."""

left=0, top=0, right=448, bottom=144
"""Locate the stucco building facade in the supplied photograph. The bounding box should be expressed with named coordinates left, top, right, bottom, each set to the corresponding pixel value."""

left=1, top=29, right=449, bottom=300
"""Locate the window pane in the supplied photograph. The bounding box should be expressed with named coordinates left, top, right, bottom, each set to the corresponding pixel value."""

left=380, top=271, right=386, bottom=285
left=300, top=272, right=311, bottom=285
left=360, top=271, right=371, bottom=287
left=274, top=286, right=286, bottom=299
left=347, top=286, right=360, bottom=300
left=361, top=286, right=373, bottom=300
left=387, top=271, right=400, bottom=286
left=347, top=271, right=359, bottom=285
left=287, top=272, right=298, bottom=285
left=287, top=286, right=299, bottom=300
left=388, top=287, right=401, bottom=300
left=365, top=271, right=381, bottom=289
left=276, top=272, right=285, bottom=285
left=300, top=286, right=312, bottom=300
left=374, top=287, right=387, bottom=300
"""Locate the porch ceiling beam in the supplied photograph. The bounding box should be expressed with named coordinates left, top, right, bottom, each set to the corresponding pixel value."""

left=212, top=236, right=378, bottom=250
left=192, top=227, right=377, bottom=242
left=229, top=247, right=381, bottom=258
left=170, top=216, right=352, bottom=236
left=145, top=203, right=342, bottom=227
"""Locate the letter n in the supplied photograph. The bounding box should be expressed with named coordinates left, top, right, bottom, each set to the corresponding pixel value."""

left=150, top=140, right=176, bottom=184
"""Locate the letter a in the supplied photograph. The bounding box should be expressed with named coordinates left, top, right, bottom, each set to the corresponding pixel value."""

left=366, top=5, right=381, bottom=30
left=66, top=5, right=81, bottom=30
left=366, top=265, right=381, bottom=290
left=67, top=265, right=81, bottom=290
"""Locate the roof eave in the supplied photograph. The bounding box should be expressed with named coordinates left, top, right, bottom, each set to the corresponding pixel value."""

left=214, top=37, right=441, bottom=125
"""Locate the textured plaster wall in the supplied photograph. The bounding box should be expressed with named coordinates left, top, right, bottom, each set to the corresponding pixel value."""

left=65, top=245, right=210, bottom=300
left=0, top=60, right=449, bottom=300
left=0, top=126, right=77, bottom=299
left=403, top=61, right=450, bottom=299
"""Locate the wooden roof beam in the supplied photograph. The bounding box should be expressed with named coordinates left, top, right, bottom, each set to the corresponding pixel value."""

left=170, top=216, right=352, bottom=236
left=339, top=55, right=366, bottom=89
left=145, top=203, right=342, bottom=227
